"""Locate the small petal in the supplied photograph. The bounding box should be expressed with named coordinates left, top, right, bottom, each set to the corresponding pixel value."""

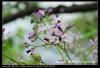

left=36, top=12, right=42, bottom=18
left=39, top=10, right=45, bottom=16
left=29, top=32, right=33, bottom=37
left=36, top=10, right=45, bottom=18
left=53, top=27, right=63, bottom=37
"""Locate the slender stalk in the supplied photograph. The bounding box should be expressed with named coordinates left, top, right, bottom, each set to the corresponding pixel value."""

left=58, top=43, right=73, bottom=64
left=57, top=45, right=66, bottom=64
left=3, top=53, right=21, bottom=65
left=31, top=54, right=47, bottom=65
left=63, top=43, right=66, bottom=52
left=75, top=40, right=82, bottom=59
left=45, top=13, right=51, bottom=25
left=37, top=36, right=48, bottom=45
left=81, top=45, right=96, bottom=64
left=41, top=19, right=46, bottom=26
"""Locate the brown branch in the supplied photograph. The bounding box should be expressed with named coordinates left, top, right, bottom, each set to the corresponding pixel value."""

left=2, top=2, right=97, bottom=24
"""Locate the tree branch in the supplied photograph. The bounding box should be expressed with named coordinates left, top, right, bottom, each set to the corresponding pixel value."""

left=2, top=3, right=97, bottom=24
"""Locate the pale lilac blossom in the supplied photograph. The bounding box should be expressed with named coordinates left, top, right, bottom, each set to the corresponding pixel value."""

left=36, top=10, right=45, bottom=18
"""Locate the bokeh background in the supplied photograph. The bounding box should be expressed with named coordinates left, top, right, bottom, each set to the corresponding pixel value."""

left=2, top=1, right=98, bottom=65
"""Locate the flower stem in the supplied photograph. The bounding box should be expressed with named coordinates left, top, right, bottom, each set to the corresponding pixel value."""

left=41, top=19, right=46, bottom=26
left=3, top=53, right=21, bottom=65
left=57, top=45, right=66, bottom=64
left=45, top=13, right=51, bottom=25
left=81, top=45, right=96, bottom=64
left=58, top=43, right=73, bottom=64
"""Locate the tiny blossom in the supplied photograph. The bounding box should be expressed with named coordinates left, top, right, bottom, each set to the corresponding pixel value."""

left=53, top=19, right=68, bottom=32
left=43, top=36, right=51, bottom=44
left=28, top=32, right=36, bottom=42
left=56, top=25, right=62, bottom=32
left=36, top=10, right=45, bottom=18
left=43, top=34, right=59, bottom=45
left=52, top=27, right=63, bottom=37
left=24, top=42, right=29, bottom=48
left=26, top=49, right=31, bottom=54
left=26, top=48, right=34, bottom=55
left=29, top=32, right=33, bottom=37
left=38, top=10, right=45, bottom=16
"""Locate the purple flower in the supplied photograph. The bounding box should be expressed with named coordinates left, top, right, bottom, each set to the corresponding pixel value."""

left=53, top=19, right=67, bottom=32
left=26, top=48, right=34, bottom=54
left=57, top=26, right=62, bottom=31
left=36, top=10, right=45, bottom=18
left=26, top=49, right=31, bottom=54
left=53, top=27, right=63, bottom=37
left=29, top=32, right=33, bottom=37
left=28, top=32, right=36, bottom=42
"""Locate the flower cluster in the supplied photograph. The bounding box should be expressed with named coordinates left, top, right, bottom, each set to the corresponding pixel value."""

left=24, top=9, right=79, bottom=55
left=43, top=19, right=75, bottom=45
left=24, top=32, right=37, bottom=55
left=24, top=42, right=34, bottom=55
